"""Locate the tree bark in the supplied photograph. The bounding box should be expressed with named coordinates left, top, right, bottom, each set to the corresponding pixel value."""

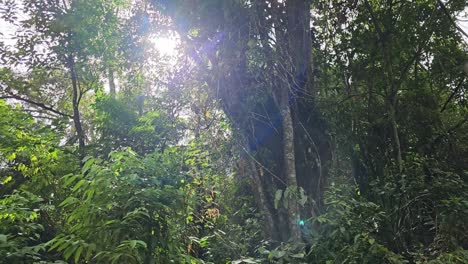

left=280, top=0, right=313, bottom=242
left=69, top=55, right=85, bottom=159
left=279, top=88, right=301, bottom=242
left=108, top=66, right=116, bottom=97
left=248, top=158, right=276, bottom=240
left=389, top=103, right=403, bottom=173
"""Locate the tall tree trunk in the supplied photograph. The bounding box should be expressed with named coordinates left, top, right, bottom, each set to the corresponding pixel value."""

left=108, top=66, right=116, bottom=97
left=390, top=104, right=403, bottom=173
left=280, top=0, right=313, bottom=241
left=287, top=0, right=311, bottom=80
left=279, top=88, right=301, bottom=241
left=69, top=55, right=85, bottom=159
left=168, top=0, right=320, bottom=242
left=248, top=158, right=276, bottom=240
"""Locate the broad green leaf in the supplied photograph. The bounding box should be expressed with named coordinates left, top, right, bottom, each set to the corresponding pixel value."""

left=274, top=189, right=283, bottom=209
left=74, top=245, right=84, bottom=263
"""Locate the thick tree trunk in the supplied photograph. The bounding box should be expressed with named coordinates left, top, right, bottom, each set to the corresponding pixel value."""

left=279, top=0, right=313, bottom=241
left=169, top=0, right=325, bottom=243
left=287, top=0, right=311, bottom=80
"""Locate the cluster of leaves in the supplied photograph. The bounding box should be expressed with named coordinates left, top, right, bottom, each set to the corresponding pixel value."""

left=48, top=148, right=186, bottom=263
left=0, top=94, right=248, bottom=263
left=0, top=191, right=45, bottom=262
left=305, top=0, right=468, bottom=262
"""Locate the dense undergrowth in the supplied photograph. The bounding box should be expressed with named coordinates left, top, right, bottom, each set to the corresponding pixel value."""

left=1, top=0, right=467, bottom=263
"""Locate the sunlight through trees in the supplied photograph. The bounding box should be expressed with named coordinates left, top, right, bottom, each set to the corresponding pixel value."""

left=1, top=0, right=467, bottom=263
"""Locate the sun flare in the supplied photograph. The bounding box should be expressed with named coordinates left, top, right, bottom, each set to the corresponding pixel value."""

left=151, top=36, right=179, bottom=59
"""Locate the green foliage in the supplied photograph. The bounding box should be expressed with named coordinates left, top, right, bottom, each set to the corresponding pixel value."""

left=93, top=95, right=185, bottom=156
left=310, top=0, right=468, bottom=261
left=1, top=0, right=467, bottom=263
left=49, top=148, right=186, bottom=263
left=253, top=241, right=307, bottom=264
left=274, top=187, right=308, bottom=210
left=301, top=154, right=468, bottom=263
left=307, top=180, right=406, bottom=263
left=0, top=191, right=46, bottom=262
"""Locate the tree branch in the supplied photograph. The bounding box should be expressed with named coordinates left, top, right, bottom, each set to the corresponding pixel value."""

left=440, top=77, right=465, bottom=113
left=436, top=0, right=468, bottom=39
left=430, top=116, right=468, bottom=150
left=0, top=93, right=72, bottom=118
